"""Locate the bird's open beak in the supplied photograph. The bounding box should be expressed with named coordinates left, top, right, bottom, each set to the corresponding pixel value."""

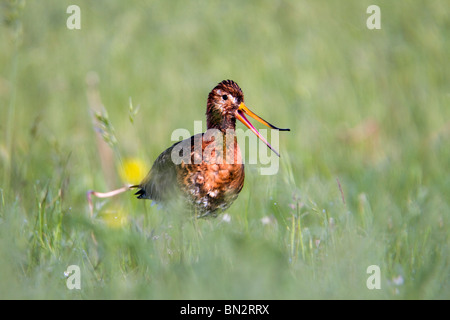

left=236, top=102, right=290, bottom=157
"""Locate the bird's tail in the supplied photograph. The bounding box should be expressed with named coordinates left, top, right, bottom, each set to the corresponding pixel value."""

left=129, top=185, right=147, bottom=199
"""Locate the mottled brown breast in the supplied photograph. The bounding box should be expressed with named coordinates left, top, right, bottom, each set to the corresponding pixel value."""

left=177, top=133, right=245, bottom=217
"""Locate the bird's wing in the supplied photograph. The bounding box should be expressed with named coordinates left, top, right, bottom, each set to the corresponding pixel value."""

left=133, top=142, right=179, bottom=202
left=133, top=134, right=203, bottom=204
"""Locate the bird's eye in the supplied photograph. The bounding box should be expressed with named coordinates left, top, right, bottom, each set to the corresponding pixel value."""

left=222, top=95, right=228, bottom=100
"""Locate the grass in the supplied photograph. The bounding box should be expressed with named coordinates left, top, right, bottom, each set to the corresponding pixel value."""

left=0, top=0, right=449, bottom=299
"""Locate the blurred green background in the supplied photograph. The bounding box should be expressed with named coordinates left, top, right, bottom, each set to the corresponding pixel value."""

left=0, top=0, right=449, bottom=299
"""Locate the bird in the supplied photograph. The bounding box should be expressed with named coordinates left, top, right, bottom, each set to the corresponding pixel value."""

left=131, top=80, right=290, bottom=218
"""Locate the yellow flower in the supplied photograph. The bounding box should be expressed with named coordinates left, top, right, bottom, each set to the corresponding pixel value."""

left=119, top=157, right=148, bottom=185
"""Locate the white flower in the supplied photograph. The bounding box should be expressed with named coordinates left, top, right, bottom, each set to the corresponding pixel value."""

left=261, top=216, right=272, bottom=225
left=222, top=213, right=231, bottom=223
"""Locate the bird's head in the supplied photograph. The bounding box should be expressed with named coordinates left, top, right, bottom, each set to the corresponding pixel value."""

left=206, top=80, right=290, bottom=157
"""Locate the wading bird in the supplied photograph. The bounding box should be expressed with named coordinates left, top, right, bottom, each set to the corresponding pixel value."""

left=88, top=80, right=289, bottom=218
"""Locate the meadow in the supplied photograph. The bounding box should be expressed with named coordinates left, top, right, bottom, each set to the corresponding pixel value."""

left=0, top=0, right=448, bottom=299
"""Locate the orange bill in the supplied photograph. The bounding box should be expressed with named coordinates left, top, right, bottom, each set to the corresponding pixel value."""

left=235, top=102, right=290, bottom=157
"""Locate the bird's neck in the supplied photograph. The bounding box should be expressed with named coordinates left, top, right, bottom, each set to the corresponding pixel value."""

left=202, top=130, right=242, bottom=165
left=206, top=113, right=236, bottom=132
